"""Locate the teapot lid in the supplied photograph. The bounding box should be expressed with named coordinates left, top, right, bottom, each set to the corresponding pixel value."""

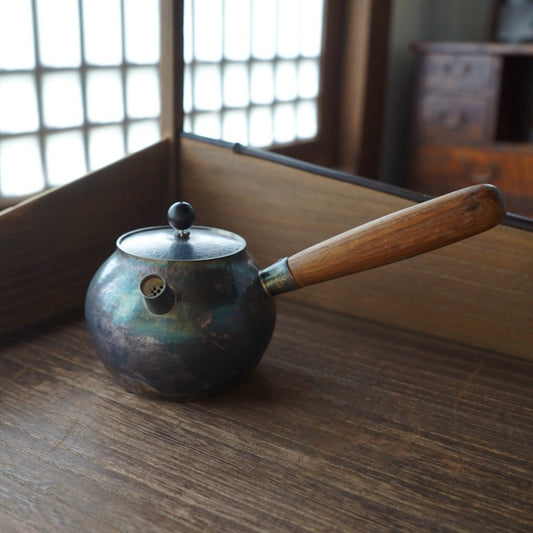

left=117, top=202, right=246, bottom=261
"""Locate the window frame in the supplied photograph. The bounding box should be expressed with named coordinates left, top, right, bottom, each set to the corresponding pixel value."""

left=0, top=0, right=161, bottom=209
left=270, top=0, right=391, bottom=179
left=1, top=0, right=391, bottom=210
left=161, top=0, right=391, bottom=180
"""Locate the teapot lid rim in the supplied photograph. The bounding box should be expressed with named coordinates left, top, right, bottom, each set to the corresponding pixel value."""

left=117, top=225, right=246, bottom=261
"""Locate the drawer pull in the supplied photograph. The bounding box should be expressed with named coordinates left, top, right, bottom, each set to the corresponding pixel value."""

left=464, top=162, right=500, bottom=184
left=438, top=109, right=466, bottom=130
left=443, top=61, right=472, bottom=78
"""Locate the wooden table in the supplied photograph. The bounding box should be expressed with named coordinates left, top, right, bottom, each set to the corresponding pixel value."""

left=1, top=299, right=531, bottom=532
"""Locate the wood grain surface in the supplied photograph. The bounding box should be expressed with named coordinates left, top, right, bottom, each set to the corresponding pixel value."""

left=1, top=300, right=532, bottom=532
left=287, top=184, right=505, bottom=287
left=179, top=136, right=533, bottom=361
left=0, top=141, right=170, bottom=336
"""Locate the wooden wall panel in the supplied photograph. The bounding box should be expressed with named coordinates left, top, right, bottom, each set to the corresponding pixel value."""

left=0, top=140, right=170, bottom=335
left=179, top=136, right=533, bottom=360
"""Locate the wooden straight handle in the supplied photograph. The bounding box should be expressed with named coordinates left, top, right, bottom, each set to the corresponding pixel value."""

left=287, top=184, right=505, bottom=288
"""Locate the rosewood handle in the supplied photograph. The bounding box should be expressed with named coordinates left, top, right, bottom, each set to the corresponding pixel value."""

left=286, top=184, right=505, bottom=288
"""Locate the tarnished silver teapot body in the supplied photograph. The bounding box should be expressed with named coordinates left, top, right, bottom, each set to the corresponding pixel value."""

left=85, top=203, right=276, bottom=400
left=85, top=248, right=276, bottom=400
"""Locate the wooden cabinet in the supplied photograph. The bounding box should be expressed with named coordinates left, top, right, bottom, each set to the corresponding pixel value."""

left=408, top=42, right=533, bottom=217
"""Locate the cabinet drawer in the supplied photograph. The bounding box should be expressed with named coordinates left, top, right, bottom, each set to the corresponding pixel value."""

left=410, top=144, right=533, bottom=194
left=409, top=144, right=533, bottom=216
left=416, top=95, right=494, bottom=143
left=419, top=53, right=499, bottom=93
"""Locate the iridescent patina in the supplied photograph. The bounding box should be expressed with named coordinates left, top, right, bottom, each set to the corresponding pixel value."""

left=85, top=202, right=281, bottom=400
left=86, top=247, right=276, bottom=400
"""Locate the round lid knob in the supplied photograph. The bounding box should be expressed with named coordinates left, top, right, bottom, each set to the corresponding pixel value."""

left=168, top=201, right=195, bottom=238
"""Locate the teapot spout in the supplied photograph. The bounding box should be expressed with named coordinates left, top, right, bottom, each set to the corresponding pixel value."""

left=259, top=258, right=301, bottom=297
left=140, top=275, right=175, bottom=315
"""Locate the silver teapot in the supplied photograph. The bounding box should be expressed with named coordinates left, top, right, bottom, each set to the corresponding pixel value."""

left=85, top=185, right=504, bottom=400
